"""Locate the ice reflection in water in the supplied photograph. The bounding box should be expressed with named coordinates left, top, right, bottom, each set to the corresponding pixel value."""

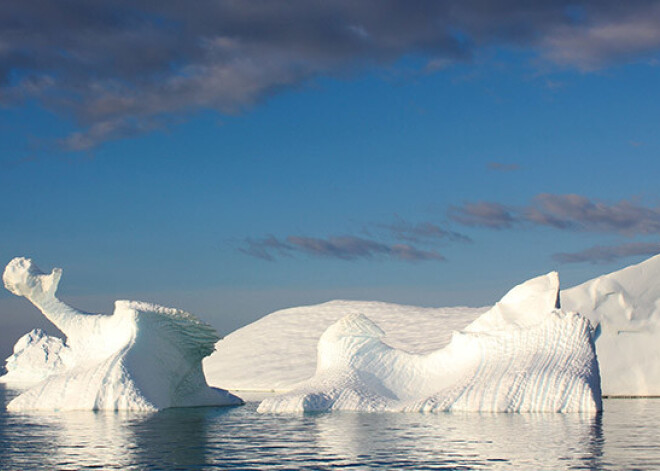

left=310, top=410, right=604, bottom=469
left=0, top=387, right=143, bottom=469
left=4, top=385, right=660, bottom=470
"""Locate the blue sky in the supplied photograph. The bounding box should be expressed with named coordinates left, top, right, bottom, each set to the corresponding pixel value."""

left=2, top=1, right=660, bottom=357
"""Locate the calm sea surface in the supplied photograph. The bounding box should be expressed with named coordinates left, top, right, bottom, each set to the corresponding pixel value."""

left=1, top=385, right=659, bottom=470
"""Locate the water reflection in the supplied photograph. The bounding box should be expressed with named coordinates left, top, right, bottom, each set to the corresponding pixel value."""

left=600, top=400, right=660, bottom=470
left=128, top=407, right=239, bottom=469
left=312, top=411, right=604, bottom=469
left=1, top=385, right=144, bottom=469
left=4, top=385, right=660, bottom=470
left=0, top=385, right=236, bottom=470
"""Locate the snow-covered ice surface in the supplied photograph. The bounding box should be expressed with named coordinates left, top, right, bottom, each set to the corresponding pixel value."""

left=204, top=302, right=488, bottom=392
left=1, top=257, right=243, bottom=411
left=0, top=328, right=72, bottom=386
left=258, top=272, right=602, bottom=413
left=562, top=254, right=660, bottom=397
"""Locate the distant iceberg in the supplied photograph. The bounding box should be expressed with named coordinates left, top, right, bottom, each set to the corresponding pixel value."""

left=258, top=273, right=602, bottom=413
left=1, top=257, right=243, bottom=412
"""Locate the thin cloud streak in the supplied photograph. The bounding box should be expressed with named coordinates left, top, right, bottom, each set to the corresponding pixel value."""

left=239, top=236, right=293, bottom=261
left=449, top=201, right=517, bottom=229
left=553, top=242, right=660, bottom=264
left=379, top=218, right=472, bottom=244
left=241, top=234, right=446, bottom=262
left=3, top=1, right=660, bottom=149
left=526, top=193, right=660, bottom=234
left=451, top=193, right=660, bottom=236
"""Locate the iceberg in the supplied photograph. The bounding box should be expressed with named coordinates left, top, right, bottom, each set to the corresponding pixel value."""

left=258, top=273, right=602, bottom=413
left=562, top=254, right=660, bottom=396
left=208, top=254, right=660, bottom=397
left=0, top=328, right=72, bottom=386
left=9, top=254, right=660, bottom=400
left=204, top=301, right=488, bottom=391
left=1, top=257, right=243, bottom=411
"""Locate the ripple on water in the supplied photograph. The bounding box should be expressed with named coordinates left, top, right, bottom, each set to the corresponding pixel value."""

left=3, top=385, right=660, bottom=470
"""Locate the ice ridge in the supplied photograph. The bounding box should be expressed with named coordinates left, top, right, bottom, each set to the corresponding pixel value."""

left=258, top=272, right=602, bottom=413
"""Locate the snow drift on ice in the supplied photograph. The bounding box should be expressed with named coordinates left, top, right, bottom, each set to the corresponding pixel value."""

left=258, top=272, right=602, bottom=413
left=1, top=257, right=242, bottom=411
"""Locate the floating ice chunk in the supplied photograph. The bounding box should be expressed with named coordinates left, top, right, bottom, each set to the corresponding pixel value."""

left=2, top=257, right=243, bottom=411
left=258, top=273, right=602, bottom=413
left=0, top=328, right=72, bottom=386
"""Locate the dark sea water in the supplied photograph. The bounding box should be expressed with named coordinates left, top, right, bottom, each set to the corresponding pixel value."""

left=1, top=386, right=660, bottom=470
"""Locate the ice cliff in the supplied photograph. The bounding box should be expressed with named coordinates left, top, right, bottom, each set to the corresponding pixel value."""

left=562, top=254, right=660, bottom=396
left=258, top=272, right=602, bottom=413
left=1, top=257, right=242, bottom=411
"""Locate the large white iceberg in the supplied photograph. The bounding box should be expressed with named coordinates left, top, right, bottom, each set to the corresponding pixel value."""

left=258, top=273, right=602, bottom=413
left=207, top=254, right=660, bottom=397
left=9, top=254, right=660, bottom=400
left=562, top=254, right=660, bottom=396
left=204, top=302, right=488, bottom=391
left=1, top=257, right=243, bottom=411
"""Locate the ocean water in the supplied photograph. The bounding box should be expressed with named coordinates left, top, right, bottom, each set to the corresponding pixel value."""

left=1, top=386, right=660, bottom=470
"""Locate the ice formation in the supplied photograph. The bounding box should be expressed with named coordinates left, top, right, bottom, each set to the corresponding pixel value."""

left=208, top=254, right=660, bottom=397
left=0, top=328, right=72, bottom=386
left=562, top=254, right=660, bottom=396
left=10, top=254, right=660, bottom=401
left=1, top=257, right=243, bottom=411
left=204, top=302, right=488, bottom=391
left=258, top=273, right=602, bottom=413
